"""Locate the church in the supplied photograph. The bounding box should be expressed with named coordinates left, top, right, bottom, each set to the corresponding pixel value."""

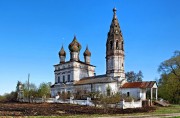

left=51, top=8, right=158, bottom=101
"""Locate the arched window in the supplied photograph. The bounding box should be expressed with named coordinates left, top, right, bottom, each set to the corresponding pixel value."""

left=63, top=75, right=65, bottom=83
left=107, top=89, right=111, bottom=96
left=116, top=40, right=119, bottom=49
left=110, top=41, right=113, bottom=50
left=127, top=92, right=130, bottom=97
left=106, top=85, right=111, bottom=96
left=58, top=76, right=60, bottom=83
left=68, top=75, right=70, bottom=82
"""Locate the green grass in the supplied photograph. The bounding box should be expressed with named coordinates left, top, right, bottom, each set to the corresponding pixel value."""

left=152, top=104, right=180, bottom=114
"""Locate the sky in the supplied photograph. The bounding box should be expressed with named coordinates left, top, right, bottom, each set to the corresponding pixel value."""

left=0, top=0, right=180, bottom=95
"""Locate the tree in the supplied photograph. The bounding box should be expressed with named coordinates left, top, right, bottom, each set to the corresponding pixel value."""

left=136, top=71, right=143, bottom=82
left=37, top=82, right=51, bottom=98
left=0, top=95, right=6, bottom=102
left=158, top=73, right=180, bottom=104
left=0, top=91, right=18, bottom=102
left=125, top=71, right=143, bottom=82
left=158, top=50, right=180, bottom=79
left=109, top=93, right=121, bottom=108
left=23, top=81, right=38, bottom=99
left=89, top=91, right=100, bottom=107
left=158, top=51, right=180, bottom=104
left=98, top=93, right=122, bottom=112
left=125, top=71, right=136, bottom=82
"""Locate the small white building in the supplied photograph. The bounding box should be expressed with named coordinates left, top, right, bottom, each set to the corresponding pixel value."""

left=121, top=81, right=158, bottom=100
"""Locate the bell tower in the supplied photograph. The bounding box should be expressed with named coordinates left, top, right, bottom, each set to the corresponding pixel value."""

left=106, top=8, right=125, bottom=80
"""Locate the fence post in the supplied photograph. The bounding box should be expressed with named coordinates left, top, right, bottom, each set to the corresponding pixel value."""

left=132, top=99, right=134, bottom=108
left=87, top=97, right=91, bottom=106
left=70, top=97, right=74, bottom=104
left=122, top=99, right=125, bottom=109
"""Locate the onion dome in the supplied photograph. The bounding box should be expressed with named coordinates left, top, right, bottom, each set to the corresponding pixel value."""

left=68, top=36, right=81, bottom=52
left=59, top=46, right=66, bottom=56
left=83, top=46, right=91, bottom=56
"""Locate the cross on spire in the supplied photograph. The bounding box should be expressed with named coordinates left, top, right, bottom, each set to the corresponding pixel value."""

left=113, top=7, right=117, bottom=18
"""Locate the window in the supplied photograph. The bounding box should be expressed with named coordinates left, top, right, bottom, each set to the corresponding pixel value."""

left=68, top=75, right=70, bottom=82
left=58, top=76, right=60, bottom=83
left=116, top=40, right=119, bottom=49
left=107, top=89, right=111, bottom=96
left=63, top=76, right=65, bottom=83
left=67, top=91, right=71, bottom=98
left=115, top=30, right=118, bottom=34
left=127, top=92, right=130, bottom=97
left=107, top=85, right=111, bottom=96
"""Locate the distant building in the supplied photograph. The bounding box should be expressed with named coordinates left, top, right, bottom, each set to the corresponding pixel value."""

left=51, top=8, right=157, bottom=101
left=16, top=81, right=24, bottom=100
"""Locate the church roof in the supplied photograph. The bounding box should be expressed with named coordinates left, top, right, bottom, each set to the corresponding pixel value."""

left=68, top=35, right=82, bottom=52
left=83, top=46, right=91, bottom=56
left=59, top=46, right=66, bottom=56
left=121, top=81, right=156, bottom=88
left=107, top=7, right=122, bottom=39
left=54, top=60, right=96, bottom=67
left=74, top=75, right=116, bottom=85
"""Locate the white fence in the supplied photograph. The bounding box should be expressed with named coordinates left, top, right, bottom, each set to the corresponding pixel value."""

left=19, top=97, right=142, bottom=109
left=120, top=99, right=142, bottom=109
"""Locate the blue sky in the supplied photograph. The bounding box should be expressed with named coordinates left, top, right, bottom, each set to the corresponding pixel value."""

left=0, top=0, right=180, bottom=95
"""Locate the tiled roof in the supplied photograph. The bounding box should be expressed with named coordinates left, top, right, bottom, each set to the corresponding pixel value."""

left=75, top=75, right=116, bottom=85
left=121, top=81, right=156, bottom=88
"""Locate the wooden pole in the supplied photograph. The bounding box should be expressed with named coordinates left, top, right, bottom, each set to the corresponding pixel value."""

left=28, top=73, right=30, bottom=103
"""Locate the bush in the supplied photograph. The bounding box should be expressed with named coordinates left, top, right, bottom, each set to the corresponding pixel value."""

left=0, top=92, right=17, bottom=102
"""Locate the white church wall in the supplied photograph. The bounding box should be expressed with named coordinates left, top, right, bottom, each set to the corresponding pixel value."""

left=140, top=89, right=146, bottom=100
left=92, top=82, right=118, bottom=95
left=121, top=88, right=141, bottom=100
left=87, top=66, right=95, bottom=77
left=51, top=88, right=57, bottom=97
left=73, top=82, right=118, bottom=96
left=106, top=82, right=119, bottom=94
left=72, top=62, right=95, bottom=81
left=54, top=62, right=74, bottom=83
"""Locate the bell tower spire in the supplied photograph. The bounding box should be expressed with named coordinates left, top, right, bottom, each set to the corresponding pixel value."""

left=106, top=8, right=125, bottom=81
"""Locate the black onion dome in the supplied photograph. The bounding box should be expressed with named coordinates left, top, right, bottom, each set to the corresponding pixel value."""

left=59, top=46, right=66, bottom=56
left=68, top=36, right=81, bottom=52
left=83, top=46, right=91, bottom=56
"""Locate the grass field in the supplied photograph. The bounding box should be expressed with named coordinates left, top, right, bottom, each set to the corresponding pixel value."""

left=153, top=104, right=180, bottom=114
